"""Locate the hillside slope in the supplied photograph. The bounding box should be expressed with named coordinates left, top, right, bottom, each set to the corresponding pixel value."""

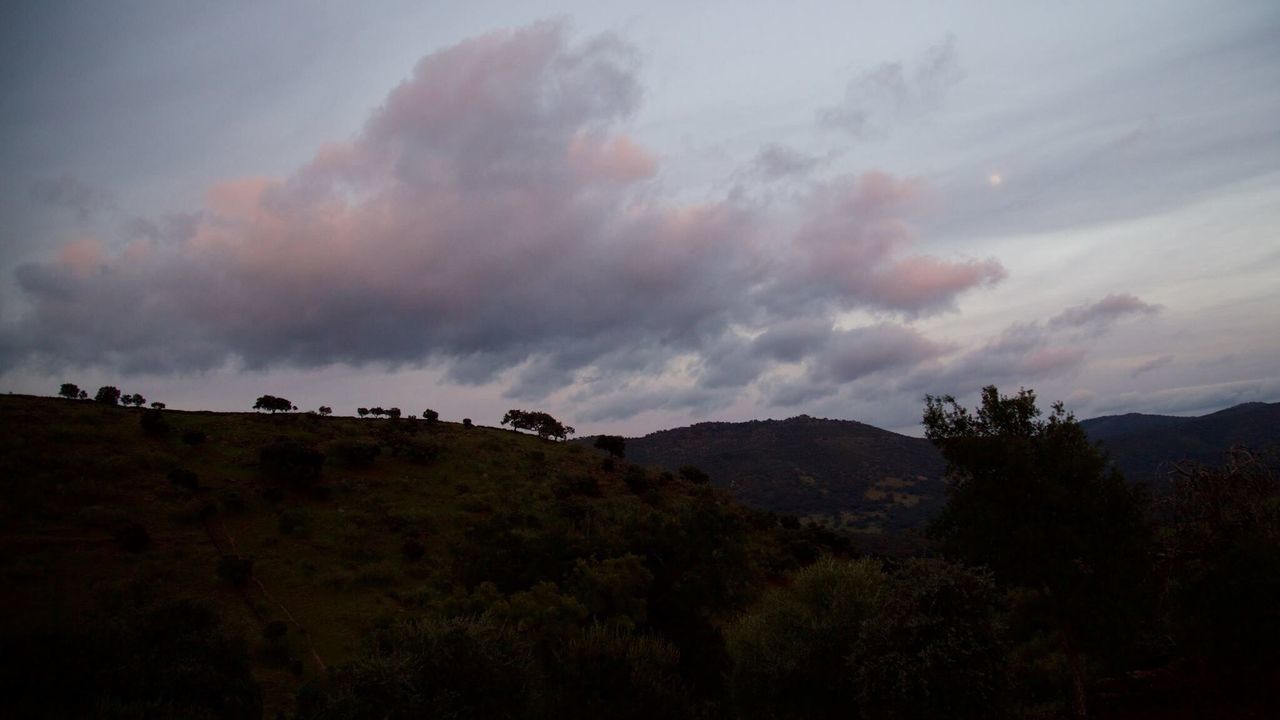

left=623, top=415, right=947, bottom=534
left=0, top=395, right=833, bottom=718
left=1082, top=401, right=1280, bottom=486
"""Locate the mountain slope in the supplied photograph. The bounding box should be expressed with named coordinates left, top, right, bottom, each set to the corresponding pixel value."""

left=624, top=415, right=947, bottom=534
left=1083, top=401, right=1280, bottom=486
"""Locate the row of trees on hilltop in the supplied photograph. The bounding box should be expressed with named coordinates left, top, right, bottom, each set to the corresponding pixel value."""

left=58, top=383, right=156, bottom=407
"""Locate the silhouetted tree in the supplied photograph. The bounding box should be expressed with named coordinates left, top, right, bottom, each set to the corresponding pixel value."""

left=422, top=408, right=439, bottom=422
left=252, top=395, right=292, bottom=413
left=462, top=418, right=473, bottom=428
left=924, top=386, right=1152, bottom=719
left=386, top=407, right=402, bottom=419
left=94, top=386, right=121, bottom=405
left=317, top=406, right=332, bottom=416
left=594, top=435, right=627, bottom=458
left=502, top=409, right=575, bottom=441
left=77, top=389, right=88, bottom=400
left=357, top=407, right=369, bottom=418
left=150, top=401, right=166, bottom=409
left=125, top=393, right=145, bottom=407
left=58, top=383, right=80, bottom=400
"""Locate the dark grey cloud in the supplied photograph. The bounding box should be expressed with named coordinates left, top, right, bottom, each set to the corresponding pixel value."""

left=1, top=21, right=1004, bottom=417
left=749, top=144, right=825, bottom=181
left=818, top=35, right=962, bottom=138
left=1049, top=293, right=1162, bottom=330
left=29, top=176, right=112, bottom=221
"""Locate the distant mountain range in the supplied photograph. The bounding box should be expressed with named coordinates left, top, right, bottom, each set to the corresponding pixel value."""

left=615, top=401, right=1280, bottom=535
left=1080, top=401, right=1280, bottom=485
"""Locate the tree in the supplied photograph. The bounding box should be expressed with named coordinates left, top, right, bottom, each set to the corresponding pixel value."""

left=422, top=409, right=439, bottom=423
left=593, top=435, right=626, bottom=458
left=252, top=395, right=292, bottom=413
left=58, top=383, right=81, bottom=400
left=126, top=393, right=146, bottom=407
left=501, top=409, right=575, bottom=441
left=357, top=407, right=369, bottom=418
left=923, top=386, right=1152, bottom=719
left=317, top=406, right=332, bottom=416
left=385, top=407, right=402, bottom=419
left=95, top=386, right=121, bottom=405
left=77, top=390, right=88, bottom=400
left=150, top=401, right=166, bottom=409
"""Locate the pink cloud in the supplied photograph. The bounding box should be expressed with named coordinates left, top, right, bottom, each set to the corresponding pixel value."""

left=4, top=21, right=1005, bottom=411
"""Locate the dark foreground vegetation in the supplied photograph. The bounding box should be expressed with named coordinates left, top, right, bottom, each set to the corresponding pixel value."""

left=0, top=387, right=1277, bottom=718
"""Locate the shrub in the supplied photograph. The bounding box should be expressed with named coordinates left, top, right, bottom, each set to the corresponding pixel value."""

left=422, top=408, right=439, bottom=422
left=678, top=465, right=710, bottom=485
left=259, top=440, right=324, bottom=486
left=167, top=468, right=199, bottom=491
left=181, top=429, right=207, bottom=446
left=462, top=418, right=473, bottom=428
left=623, top=466, right=650, bottom=494
left=402, top=537, right=426, bottom=561
left=217, top=555, right=254, bottom=586
left=330, top=440, right=382, bottom=469
left=140, top=409, right=170, bottom=436
left=113, top=521, right=151, bottom=552
left=594, top=434, right=626, bottom=458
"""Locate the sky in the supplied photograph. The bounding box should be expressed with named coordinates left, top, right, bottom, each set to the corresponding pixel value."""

left=2, top=1, right=1278, bottom=436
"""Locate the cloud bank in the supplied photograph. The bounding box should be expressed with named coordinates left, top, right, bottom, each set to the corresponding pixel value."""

left=2, top=21, right=1006, bottom=417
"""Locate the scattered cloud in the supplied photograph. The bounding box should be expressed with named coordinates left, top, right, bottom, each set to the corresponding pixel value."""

left=1049, top=293, right=1162, bottom=330
left=1130, top=353, right=1174, bottom=377
left=29, top=175, right=112, bottom=221
left=818, top=35, right=963, bottom=138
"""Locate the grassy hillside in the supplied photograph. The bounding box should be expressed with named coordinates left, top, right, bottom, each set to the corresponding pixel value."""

left=620, top=415, right=947, bottom=535
left=0, top=394, right=846, bottom=718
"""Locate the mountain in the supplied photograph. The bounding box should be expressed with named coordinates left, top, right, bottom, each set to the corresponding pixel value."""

left=1081, top=401, right=1280, bottom=486
left=622, top=415, right=947, bottom=535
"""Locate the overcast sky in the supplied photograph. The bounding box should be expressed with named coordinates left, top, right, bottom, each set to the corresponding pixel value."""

left=2, top=1, right=1278, bottom=435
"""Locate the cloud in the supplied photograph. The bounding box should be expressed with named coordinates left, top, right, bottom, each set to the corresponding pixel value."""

left=1, top=22, right=1004, bottom=416
left=818, top=35, right=963, bottom=138
left=29, top=175, right=112, bottom=221
left=749, top=144, right=824, bottom=181
left=1130, top=353, right=1174, bottom=377
left=1049, top=293, right=1162, bottom=329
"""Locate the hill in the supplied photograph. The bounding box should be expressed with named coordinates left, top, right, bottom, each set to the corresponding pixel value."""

left=1082, top=401, right=1280, bottom=486
left=621, top=415, right=947, bottom=536
left=0, top=394, right=843, bottom=718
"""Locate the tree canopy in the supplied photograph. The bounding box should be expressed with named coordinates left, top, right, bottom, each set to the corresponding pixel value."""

left=924, top=386, right=1153, bottom=718
left=252, top=395, right=293, bottom=413
left=501, top=409, right=575, bottom=441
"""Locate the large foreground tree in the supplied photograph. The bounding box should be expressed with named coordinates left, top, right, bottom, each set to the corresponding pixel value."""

left=924, top=386, right=1152, bottom=719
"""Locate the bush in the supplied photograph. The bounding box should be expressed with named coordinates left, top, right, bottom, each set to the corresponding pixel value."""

left=167, top=468, right=199, bottom=491
left=624, top=466, right=650, bottom=494
left=113, top=521, right=151, bottom=552
left=462, top=418, right=473, bottom=428
left=217, top=555, right=254, bottom=587
left=181, top=429, right=207, bottom=446
left=329, top=440, right=381, bottom=469
left=402, top=537, right=426, bottom=561
left=678, top=465, right=710, bottom=485
left=140, top=409, right=170, bottom=436
left=554, top=475, right=601, bottom=498
left=259, top=440, right=324, bottom=487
